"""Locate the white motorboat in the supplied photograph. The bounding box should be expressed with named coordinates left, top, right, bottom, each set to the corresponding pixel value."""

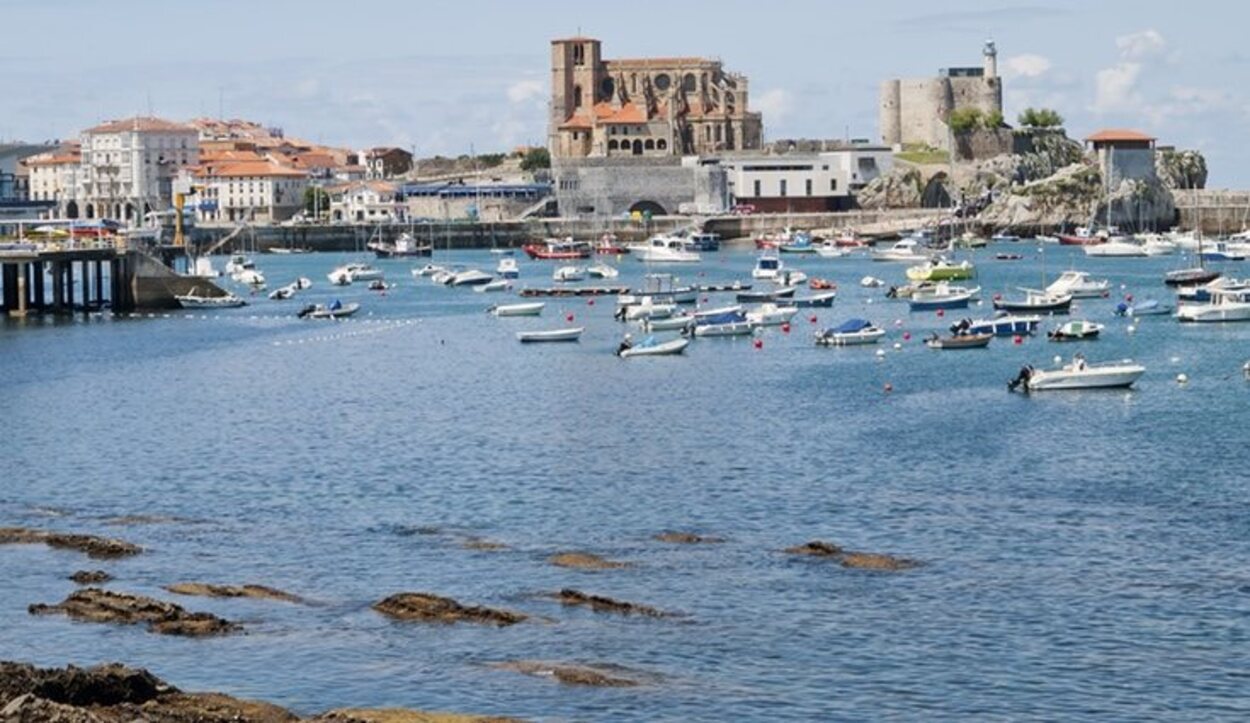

left=745, top=303, right=798, bottom=326
left=414, top=263, right=447, bottom=278
left=231, top=268, right=266, bottom=287
left=628, top=234, right=701, bottom=263
left=815, top=319, right=886, bottom=346
left=224, top=254, right=254, bottom=275
left=1010, top=357, right=1145, bottom=391
left=617, top=273, right=699, bottom=307
left=553, top=265, right=586, bottom=282
left=1084, top=238, right=1147, bottom=257
left=328, top=262, right=382, bottom=285
left=814, top=241, right=847, bottom=258
left=447, top=269, right=495, bottom=287
left=624, top=297, right=677, bottom=321
left=994, top=288, right=1073, bottom=313
left=1175, top=288, right=1250, bottom=322
left=871, top=238, right=932, bottom=262
left=490, top=302, right=544, bottom=317
left=1137, top=234, right=1177, bottom=256
left=1047, top=320, right=1104, bottom=341
left=907, top=283, right=981, bottom=311
left=643, top=313, right=695, bottom=332
left=475, top=279, right=512, bottom=293
left=587, top=262, right=619, bottom=279
left=496, top=257, right=519, bottom=279
left=1046, top=271, right=1109, bottom=299
left=175, top=288, right=247, bottom=309
left=860, top=276, right=885, bottom=288
left=268, top=283, right=300, bottom=300
left=618, top=336, right=690, bottom=358
left=298, top=301, right=360, bottom=319
left=693, top=319, right=755, bottom=337
left=187, top=256, right=221, bottom=279
left=963, top=313, right=1041, bottom=336
left=517, top=327, right=584, bottom=343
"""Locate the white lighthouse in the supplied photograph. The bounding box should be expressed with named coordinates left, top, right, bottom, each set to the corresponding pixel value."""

left=983, top=39, right=998, bottom=79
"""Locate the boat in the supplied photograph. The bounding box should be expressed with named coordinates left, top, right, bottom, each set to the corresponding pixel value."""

left=622, top=297, right=677, bottom=321
left=475, top=279, right=512, bottom=293
left=522, top=238, right=592, bottom=260
left=265, top=246, right=311, bottom=254
left=268, top=284, right=298, bottom=300
left=1176, top=277, right=1250, bottom=303
left=692, top=311, right=755, bottom=337
left=752, top=252, right=784, bottom=280
left=990, top=232, right=1020, bottom=243
left=298, top=301, right=360, bottom=319
left=618, top=336, right=690, bottom=358
left=413, top=263, right=447, bottom=278
left=860, top=276, right=885, bottom=288
left=1114, top=299, right=1172, bottom=317
left=684, top=232, right=722, bottom=251
left=778, top=229, right=817, bottom=254
left=793, top=291, right=837, bottom=308
left=1200, top=241, right=1250, bottom=262
left=496, top=257, right=520, bottom=279
left=617, top=274, right=698, bottom=306
left=1139, top=235, right=1177, bottom=256
left=643, top=313, right=696, bottom=332
left=905, top=257, right=976, bottom=282
left=815, top=318, right=886, bottom=346
left=628, top=234, right=701, bottom=263
left=955, top=232, right=989, bottom=249
left=587, top=262, right=619, bottom=279
left=294, top=277, right=313, bottom=290
left=1164, top=267, right=1221, bottom=287
left=871, top=238, right=932, bottom=262
left=490, top=302, right=544, bottom=317
left=908, top=283, right=980, bottom=311
left=736, top=286, right=797, bottom=303
left=446, top=269, right=495, bottom=287
left=1009, top=357, right=1145, bottom=391
left=1175, top=288, right=1250, bottom=322
left=1046, top=271, right=1109, bottom=299
left=224, top=254, right=255, bottom=275
left=814, top=241, right=847, bottom=258
left=187, top=256, right=221, bottom=279
left=745, top=303, right=798, bottom=326
left=993, top=289, right=1072, bottom=314
left=327, top=263, right=382, bottom=285
left=231, top=268, right=266, bottom=287
left=367, top=279, right=394, bottom=291
left=1084, top=238, right=1147, bottom=257
left=517, top=327, right=584, bottom=343
left=692, top=305, right=744, bottom=319
left=995, top=253, right=1023, bottom=261
left=925, top=332, right=992, bottom=349
left=698, top=281, right=751, bottom=292
left=370, top=233, right=433, bottom=258
left=1057, top=227, right=1108, bottom=246
left=594, top=234, right=629, bottom=255
left=829, top=229, right=869, bottom=247
left=490, top=248, right=514, bottom=256
left=1047, top=320, right=1104, bottom=341
left=553, top=265, right=586, bottom=282
left=962, top=313, right=1041, bottom=336
left=175, top=288, right=247, bottom=309
left=809, top=278, right=836, bottom=290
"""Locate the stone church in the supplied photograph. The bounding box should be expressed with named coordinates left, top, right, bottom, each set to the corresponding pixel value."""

left=548, top=37, right=763, bottom=159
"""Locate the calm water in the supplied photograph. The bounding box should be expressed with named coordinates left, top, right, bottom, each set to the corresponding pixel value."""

left=2, top=243, right=1249, bottom=721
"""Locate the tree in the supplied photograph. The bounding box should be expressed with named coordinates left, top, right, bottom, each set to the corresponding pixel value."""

left=948, top=108, right=984, bottom=134
left=303, top=186, right=330, bottom=217
left=1018, top=107, right=1064, bottom=128
left=520, top=147, right=551, bottom=172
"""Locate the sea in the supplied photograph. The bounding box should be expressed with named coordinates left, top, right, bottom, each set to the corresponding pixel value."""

left=1, top=242, right=1248, bottom=721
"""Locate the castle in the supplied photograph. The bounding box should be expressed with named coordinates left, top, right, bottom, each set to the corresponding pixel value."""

left=548, top=37, right=763, bottom=159
left=879, top=41, right=1003, bottom=150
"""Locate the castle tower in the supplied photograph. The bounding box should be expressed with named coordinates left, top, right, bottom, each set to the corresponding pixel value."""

left=983, top=39, right=998, bottom=80
left=549, top=38, right=603, bottom=150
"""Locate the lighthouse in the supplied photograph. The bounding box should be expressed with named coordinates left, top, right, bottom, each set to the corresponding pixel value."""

left=983, top=39, right=998, bottom=79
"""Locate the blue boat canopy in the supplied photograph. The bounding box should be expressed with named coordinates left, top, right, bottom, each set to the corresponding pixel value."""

left=831, top=318, right=873, bottom=333
left=698, top=312, right=747, bottom=325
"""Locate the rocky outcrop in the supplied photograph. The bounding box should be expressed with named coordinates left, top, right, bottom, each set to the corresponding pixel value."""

left=316, top=709, right=521, bottom=723
left=548, top=552, right=631, bottom=570
left=653, top=531, right=724, bottom=544
left=855, top=167, right=925, bottom=210
left=783, top=541, right=843, bottom=557
left=784, top=541, right=920, bottom=571
left=69, top=570, right=113, bottom=585
left=553, top=589, right=670, bottom=618
left=28, top=588, right=239, bottom=637
left=372, top=593, right=525, bottom=627
left=164, top=583, right=303, bottom=604
left=1156, top=148, right=1208, bottom=190
left=491, top=661, right=642, bottom=688
left=0, top=528, right=141, bottom=559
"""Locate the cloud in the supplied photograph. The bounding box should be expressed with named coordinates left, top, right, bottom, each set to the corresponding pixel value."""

left=1093, top=62, right=1142, bottom=113
left=506, top=79, right=543, bottom=104
left=754, top=88, right=794, bottom=126
left=1004, top=54, right=1051, bottom=78
left=1116, top=29, right=1166, bottom=60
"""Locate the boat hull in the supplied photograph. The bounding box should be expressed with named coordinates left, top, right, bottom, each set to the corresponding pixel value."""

left=517, top=327, right=584, bottom=342
left=1026, top=365, right=1145, bottom=390
left=491, top=303, right=544, bottom=317
left=619, top=338, right=690, bottom=357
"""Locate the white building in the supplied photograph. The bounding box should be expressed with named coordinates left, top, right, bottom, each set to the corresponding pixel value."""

left=192, top=160, right=309, bottom=223
left=715, top=145, right=894, bottom=212
left=77, top=116, right=200, bottom=222
left=328, top=181, right=403, bottom=223
left=22, top=145, right=81, bottom=214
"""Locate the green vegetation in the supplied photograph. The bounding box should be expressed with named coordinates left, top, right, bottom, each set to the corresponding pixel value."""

left=302, top=186, right=330, bottom=216
left=985, top=110, right=1004, bottom=128
left=520, top=146, right=551, bottom=172
left=949, top=108, right=1004, bottom=133
left=1017, top=107, right=1064, bottom=128
left=459, top=152, right=506, bottom=169
left=895, top=144, right=949, bottom=165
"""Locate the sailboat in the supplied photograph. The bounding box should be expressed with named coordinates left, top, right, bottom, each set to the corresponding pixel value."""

left=1164, top=187, right=1220, bottom=286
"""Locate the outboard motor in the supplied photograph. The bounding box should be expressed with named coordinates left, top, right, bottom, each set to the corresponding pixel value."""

left=885, top=286, right=898, bottom=299
left=297, top=303, right=316, bottom=318
left=1114, top=302, right=1129, bottom=316
left=1007, top=365, right=1034, bottom=392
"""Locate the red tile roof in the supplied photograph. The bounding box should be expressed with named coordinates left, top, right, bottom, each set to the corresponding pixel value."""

left=84, top=116, right=196, bottom=134
left=1086, top=129, right=1156, bottom=143
left=561, top=101, right=653, bottom=129
left=194, top=160, right=308, bottom=178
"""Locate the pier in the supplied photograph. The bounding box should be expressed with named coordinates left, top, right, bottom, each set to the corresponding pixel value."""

left=0, top=241, right=128, bottom=317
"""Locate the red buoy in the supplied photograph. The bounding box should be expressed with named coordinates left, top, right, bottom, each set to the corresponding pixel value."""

left=809, top=315, right=818, bottom=324
left=753, top=338, right=763, bottom=350
left=884, top=383, right=893, bottom=393
left=1013, top=334, right=1023, bottom=345
left=903, top=332, right=911, bottom=341
left=781, top=322, right=791, bottom=333
left=566, top=313, right=574, bottom=322
left=587, top=298, right=595, bottom=306
left=936, top=309, right=945, bottom=317
left=993, top=293, right=1003, bottom=301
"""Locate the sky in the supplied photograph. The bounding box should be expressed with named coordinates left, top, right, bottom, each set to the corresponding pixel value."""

left=1, top=0, right=1246, bottom=185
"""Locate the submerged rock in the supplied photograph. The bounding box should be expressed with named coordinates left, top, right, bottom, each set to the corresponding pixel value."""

left=548, top=552, right=630, bottom=570
left=314, top=709, right=522, bottom=723
left=28, top=588, right=239, bottom=637
left=652, top=532, right=724, bottom=544
left=164, top=583, right=303, bottom=604
left=785, top=541, right=920, bottom=571
left=460, top=537, right=507, bottom=552
left=372, top=593, right=525, bottom=627
left=553, top=589, right=669, bottom=618
left=492, top=661, right=641, bottom=688
left=69, top=570, right=113, bottom=585
left=0, top=527, right=141, bottom=559
left=100, top=514, right=193, bottom=527
left=783, top=541, right=843, bottom=557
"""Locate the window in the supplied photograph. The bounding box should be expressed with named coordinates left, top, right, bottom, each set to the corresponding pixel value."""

left=573, top=43, right=585, bottom=66
left=753, top=179, right=761, bottom=197
left=573, top=84, right=583, bottom=108
left=831, top=179, right=838, bottom=191
left=780, top=179, right=787, bottom=197
left=805, top=179, right=812, bottom=196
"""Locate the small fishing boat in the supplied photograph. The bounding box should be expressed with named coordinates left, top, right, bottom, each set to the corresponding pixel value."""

left=1200, top=241, right=1250, bottom=262
left=175, top=288, right=247, bottom=309
left=793, top=291, right=837, bottom=308
left=225, top=254, right=255, bottom=275
left=925, top=332, right=992, bottom=349
left=736, top=286, right=798, bottom=303
left=553, top=265, right=586, bottom=282
left=1084, top=238, right=1146, bottom=257
left=474, top=279, right=511, bottom=293
left=1057, top=227, right=1108, bottom=246
left=1009, top=357, right=1145, bottom=391
left=643, top=313, right=695, bottom=332
left=860, top=276, right=885, bottom=288
left=232, top=268, right=266, bottom=287
left=490, top=302, right=544, bottom=317
left=871, top=238, right=931, bottom=262
left=1114, top=299, right=1172, bottom=317
left=1048, top=320, right=1104, bottom=341
left=905, top=257, right=976, bottom=282
left=268, top=284, right=297, bottom=300
left=692, top=312, right=755, bottom=337
left=683, top=232, right=722, bottom=251
left=617, top=273, right=699, bottom=307
left=369, top=233, right=432, bottom=258
left=623, top=298, right=677, bottom=321
left=1164, top=267, right=1221, bottom=287
left=1045, top=271, right=1109, bottom=299
left=628, top=234, right=701, bottom=263
left=752, top=252, right=791, bottom=281
left=496, top=257, right=520, bottom=279
left=908, top=283, right=980, bottom=311
left=993, top=289, right=1072, bottom=314
left=413, top=263, right=447, bottom=278
left=594, top=234, right=629, bottom=255
left=814, top=241, right=846, bottom=258
left=962, top=313, right=1041, bottom=336
left=587, top=262, right=619, bottom=279
left=990, top=231, right=1020, bottom=243
left=745, top=303, right=798, bottom=326
left=517, top=327, right=584, bottom=343
left=328, top=262, right=382, bottom=285
left=1175, top=287, right=1250, bottom=322
left=778, top=230, right=817, bottom=254
left=298, top=301, right=360, bottom=319
left=814, top=318, right=886, bottom=346
left=618, top=335, right=690, bottom=358
left=522, top=238, right=592, bottom=260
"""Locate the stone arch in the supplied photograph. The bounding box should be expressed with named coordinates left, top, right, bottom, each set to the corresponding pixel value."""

left=644, top=139, right=655, bottom=150
left=629, top=200, right=667, bottom=217
left=921, top=172, right=952, bottom=209
left=124, top=203, right=135, bottom=221
left=632, top=139, right=643, bottom=156
left=608, top=139, right=619, bottom=151
left=682, top=73, right=696, bottom=92
left=66, top=201, right=79, bottom=219
left=85, top=203, right=95, bottom=219
left=657, top=139, right=668, bottom=151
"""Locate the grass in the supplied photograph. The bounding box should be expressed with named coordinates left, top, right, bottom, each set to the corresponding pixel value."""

left=895, top=149, right=950, bottom=165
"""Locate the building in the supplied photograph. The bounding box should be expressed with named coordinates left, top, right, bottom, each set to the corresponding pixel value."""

left=1, top=143, right=58, bottom=220
left=548, top=37, right=762, bottom=159
left=22, top=143, right=81, bottom=212
left=328, top=181, right=403, bottom=223
left=879, top=41, right=1003, bottom=150
left=401, top=182, right=552, bottom=222
left=716, top=145, right=894, bottom=213
left=192, top=160, right=309, bottom=223
left=1085, top=129, right=1157, bottom=184
left=363, top=147, right=413, bottom=179
left=77, top=116, right=200, bottom=222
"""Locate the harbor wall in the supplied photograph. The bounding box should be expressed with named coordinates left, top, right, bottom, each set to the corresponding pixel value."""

left=1174, top=189, right=1250, bottom=234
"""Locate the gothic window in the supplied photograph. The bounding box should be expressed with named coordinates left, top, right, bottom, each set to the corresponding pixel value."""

left=573, top=84, right=583, bottom=109
left=573, top=44, right=585, bottom=66
left=682, top=73, right=696, bottom=92
left=600, top=77, right=614, bottom=100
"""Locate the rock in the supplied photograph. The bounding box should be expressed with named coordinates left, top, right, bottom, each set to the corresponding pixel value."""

left=856, top=167, right=925, bottom=210
left=68, top=571, right=112, bottom=585
left=652, top=532, right=723, bottom=544
left=0, top=528, right=141, bottom=559
left=459, top=538, right=507, bottom=552
left=314, top=709, right=522, bottom=723
left=28, top=588, right=239, bottom=637
left=0, top=661, right=168, bottom=707
left=0, top=692, right=109, bottom=722
left=547, top=552, right=630, bottom=570
left=838, top=552, right=921, bottom=571
left=1157, top=148, right=1208, bottom=190
left=783, top=541, right=843, bottom=557
left=133, top=692, right=298, bottom=722
left=372, top=593, right=525, bottom=627
left=164, top=583, right=303, bottom=604
left=554, top=589, right=669, bottom=618
left=492, top=661, right=641, bottom=688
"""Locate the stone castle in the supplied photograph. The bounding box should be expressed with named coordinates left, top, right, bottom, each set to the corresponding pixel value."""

left=879, top=41, right=1003, bottom=150
left=548, top=37, right=762, bottom=159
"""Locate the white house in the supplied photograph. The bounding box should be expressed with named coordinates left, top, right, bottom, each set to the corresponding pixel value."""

left=77, top=116, right=200, bottom=222
left=193, top=160, right=309, bottom=223
left=328, top=181, right=403, bottom=223
left=22, top=144, right=81, bottom=216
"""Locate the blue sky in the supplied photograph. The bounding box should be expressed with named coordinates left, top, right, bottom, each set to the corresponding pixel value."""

left=1, top=0, right=1246, bottom=185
